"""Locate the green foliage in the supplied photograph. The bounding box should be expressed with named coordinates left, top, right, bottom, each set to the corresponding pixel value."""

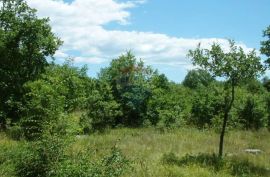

left=15, top=134, right=68, bottom=177
left=188, top=39, right=264, bottom=156
left=21, top=63, right=89, bottom=139
left=6, top=125, right=23, bottom=140
left=237, top=95, right=268, bottom=130
left=182, top=69, right=214, bottom=89
left=190, top=84, right=224, bottom=128
left=51, top=61, right=90, bottom=112
left=0, top=0, right=62, bottom=126
left=261, top=25, right=270, bottom=64
left=99, top=147, right=130, bottom=177
left=44, top=147, right=130, bottom=177
left=243, top=78, right=266, bottom=94
left=81, top=81, right=122, bottom=133
left=264, top=94, right=270, bottom=129
left=148, top=84, right=190, bottom=128
left=262, top=76, right=270, bottom=92
left=98, top=51, right=153, bottom=127
left=21, top=79, right=65, bottom=140
left=188, top=40, right=264, bottom=81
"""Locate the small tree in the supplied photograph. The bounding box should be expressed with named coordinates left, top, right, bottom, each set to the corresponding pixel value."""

left=188, top=40, right=264, bottom=157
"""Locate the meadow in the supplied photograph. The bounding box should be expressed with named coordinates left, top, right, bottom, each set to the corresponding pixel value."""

left=1, top=128, right=270, bottom=177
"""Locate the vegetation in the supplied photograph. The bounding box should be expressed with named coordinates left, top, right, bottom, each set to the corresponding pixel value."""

left=188, top=40, right=264, bottom=157
left=1, top=128, right=270, bottom=177
left=1, top=0, right=270, bottom=176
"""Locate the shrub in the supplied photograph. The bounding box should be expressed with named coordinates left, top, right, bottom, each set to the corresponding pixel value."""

left=238, top=95, right=268, bottom=130
left=6, top=125, right=23, bottom=140
left=15, top=134, right=68, bottom=177
left=21, top=79, right=65, bottom=140
left=190, top=84, right=224, bottom=128
left=55, top=147, right=130, bottom=177
left=81, top=81, right=122, bottom=133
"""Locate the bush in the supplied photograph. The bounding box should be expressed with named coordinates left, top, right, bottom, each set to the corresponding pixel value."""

left=15, top=134, right=68, bottom=177
left=157, top=107, right=185, bottom=129
left=6, top=125, right=23, bottom=140
left=81, top=81, right=122, bottom=133
left=190, top=84, right=224, bottom=128
left=21, top=79, right=66, bottom=140
left=55, top=147, right=130, bottom=177
left=147, top=84, right=191, bottom=127
left=238, top=95, right=268, bottom=130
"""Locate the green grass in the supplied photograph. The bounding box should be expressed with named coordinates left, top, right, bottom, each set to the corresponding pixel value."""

left=73, top=128, right=270, bottom=177
left=1, top=128, right=270, bottom=177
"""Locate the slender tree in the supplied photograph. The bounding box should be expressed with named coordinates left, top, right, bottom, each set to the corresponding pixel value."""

left=188, top=40, right=264, bottom=157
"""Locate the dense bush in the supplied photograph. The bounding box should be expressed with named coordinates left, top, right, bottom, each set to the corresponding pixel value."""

left=21, top=79, right=66, bottom=140
left=190, top=84, right=224, bottom=128
left=15, top=134, right=68, bottom=177
left=21, top=63, right=90, bottom=139
left=237, top=95, right=268, bottom=130
left=147, top=84, right=191, bottom=128
left=80, top=81, right=122, bottom=133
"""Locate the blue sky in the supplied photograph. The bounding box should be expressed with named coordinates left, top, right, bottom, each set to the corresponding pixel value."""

left=113, top=0, right=269, bottom=48
left=27, top=0, right=270, bottom=82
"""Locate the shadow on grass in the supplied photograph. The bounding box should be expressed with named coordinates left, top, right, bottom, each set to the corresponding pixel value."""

left=161, top=152, right=270, bottom=177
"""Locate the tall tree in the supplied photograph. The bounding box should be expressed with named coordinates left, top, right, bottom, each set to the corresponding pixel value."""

left=99, top=52, right=153, bottom=126
left=188, top=40, right=264, bottom=157
left=261, top=25, right=270, bottom=64
left=0, top=0, right=62, bottom=127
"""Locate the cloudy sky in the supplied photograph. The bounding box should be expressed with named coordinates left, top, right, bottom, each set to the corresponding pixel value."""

left=26, top=0, right=270, bottom=82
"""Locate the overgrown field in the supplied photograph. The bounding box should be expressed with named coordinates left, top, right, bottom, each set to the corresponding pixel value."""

left=1, top=128, right=270, bottom=177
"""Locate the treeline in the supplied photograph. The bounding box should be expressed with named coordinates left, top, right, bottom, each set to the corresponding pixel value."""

left=1, top=1, right=270, bottom=138
left=3, top=51, right=270, bottom=139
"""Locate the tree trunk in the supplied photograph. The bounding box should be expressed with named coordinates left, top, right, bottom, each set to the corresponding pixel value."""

left=219, top=80, right=235, bottom=157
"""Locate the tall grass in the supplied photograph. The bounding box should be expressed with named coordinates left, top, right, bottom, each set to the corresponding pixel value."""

left=73, top=128, right=270, bottom=177
left=1, top=128, right=270, bottom=177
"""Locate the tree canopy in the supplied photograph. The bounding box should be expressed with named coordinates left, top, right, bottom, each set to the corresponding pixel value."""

left=0, top=0, right=62, bottom=127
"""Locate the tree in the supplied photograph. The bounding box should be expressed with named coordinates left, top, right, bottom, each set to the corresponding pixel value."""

left=98, top=52, right=153, bottom=126
left=262, top=76, right=270, bottom=91
left=0, top=0, right=62, bottom=128
left=182, top=69, right=214, bottom=89
left=188, top=40, right=264, bottom=157
left=261, top=25, right=270, bottom=64
left=80, top=80, right=122, bottom=133
left=21, top=63, right=90, bottom=139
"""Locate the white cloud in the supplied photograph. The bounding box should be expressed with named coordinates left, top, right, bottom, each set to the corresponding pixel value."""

left=26, top=0, right=254, bottom=69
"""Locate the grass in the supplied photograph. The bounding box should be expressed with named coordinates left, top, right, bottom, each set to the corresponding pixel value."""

left=1, top=128, right=270, bottom=177
left=73, top=128, right=270, bottom=177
